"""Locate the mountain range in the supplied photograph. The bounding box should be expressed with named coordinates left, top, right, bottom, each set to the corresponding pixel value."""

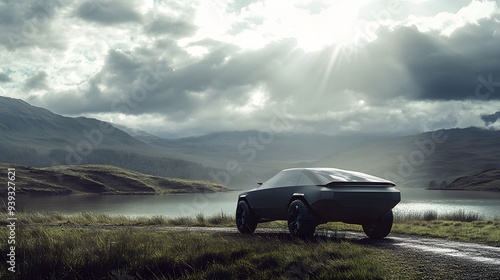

left=1, top=96, right=500, bottom=190
left=0, top=97, right=151, bottom=153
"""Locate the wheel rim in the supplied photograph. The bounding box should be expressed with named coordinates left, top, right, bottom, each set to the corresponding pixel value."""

left=236, top=205, right=245, bottom=228
left=364, top=224, right=376, bottom=233
left=289, top=205, right=301, bottom=235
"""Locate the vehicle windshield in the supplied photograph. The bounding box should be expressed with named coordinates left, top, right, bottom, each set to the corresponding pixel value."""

left=312, top=168, right=391, bottom=185
left=259, top=172, right=284, bottom=188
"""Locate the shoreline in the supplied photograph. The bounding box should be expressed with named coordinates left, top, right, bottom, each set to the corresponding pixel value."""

left=1, top=188, right=234, bottom=197
left=426, top=187, right=500, bottom=192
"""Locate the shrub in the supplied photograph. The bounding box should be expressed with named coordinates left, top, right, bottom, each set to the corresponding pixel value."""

left=441, top=210, right=481, bottom=222
left=422, top=210, right=438, bottom=221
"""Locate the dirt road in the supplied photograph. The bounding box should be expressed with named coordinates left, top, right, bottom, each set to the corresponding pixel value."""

left=342, top=230, right=500, bottom=280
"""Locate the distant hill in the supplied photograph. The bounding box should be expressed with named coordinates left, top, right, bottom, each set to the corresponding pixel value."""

left=429, top=169, right=500, bottom=191
left=145, top=130, right=368, bottom=162
left=141, top=130, right=371, bottom=174
left=312, top=127, right=500, bottom=188
left=0, top=96, right=151, bottom=153
left=111, top=123, right=163, bottom=143
left=2, top=96, right=500, bottom=190
left=130, top=126, right=500, bottom=189
left=0, top=96, right=246, bottom=185
left=0, top=163, right=229, bottom=195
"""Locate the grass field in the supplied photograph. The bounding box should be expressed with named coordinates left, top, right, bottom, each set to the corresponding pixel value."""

left=5, top=209, right=500, bottom=245
left=1, top=210, right=498, bottom=279
left=0, top=226, right=413, bottom=280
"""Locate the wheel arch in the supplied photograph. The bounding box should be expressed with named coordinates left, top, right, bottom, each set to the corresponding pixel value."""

left=238, top=194, right=247, bottom=202
left=237, top=194, right=255, bottom=212
left=287, top=193, right=312, bottom=208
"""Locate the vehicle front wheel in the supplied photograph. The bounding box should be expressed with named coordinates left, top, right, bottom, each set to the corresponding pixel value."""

left=362, top=209, right=393, bottom=239
left=287, top=200, right=317, bottom=239
left=236, top=200, right=257, bottom=234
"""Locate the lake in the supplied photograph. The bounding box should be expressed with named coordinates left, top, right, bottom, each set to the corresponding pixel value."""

left=14, top=188, right=500, bottom=219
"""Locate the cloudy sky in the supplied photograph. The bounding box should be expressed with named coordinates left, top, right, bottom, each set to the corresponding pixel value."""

left=1, top=0, right=500, bottom=137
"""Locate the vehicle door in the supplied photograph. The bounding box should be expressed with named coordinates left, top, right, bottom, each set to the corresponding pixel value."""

left=270, top=170, right=302, bottom=219
left=247, top=172, right=284, bottom=218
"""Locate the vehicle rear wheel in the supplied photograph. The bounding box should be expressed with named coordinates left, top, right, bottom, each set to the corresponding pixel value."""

left=236, top=200, right=257, bottom=234
left=362, top=209, right=393, bottom=239
left=287, top=200, right=317, bottom=239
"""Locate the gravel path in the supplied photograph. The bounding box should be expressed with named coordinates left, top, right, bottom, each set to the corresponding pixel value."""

left=341, top=231, right=500, bottom=280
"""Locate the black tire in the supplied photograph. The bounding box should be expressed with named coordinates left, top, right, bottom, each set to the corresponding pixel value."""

left=362, top=209, right=394, bottom=239
left=287, top=200, right=317, bottom=239
left=236, top=200, right=257, bottom=234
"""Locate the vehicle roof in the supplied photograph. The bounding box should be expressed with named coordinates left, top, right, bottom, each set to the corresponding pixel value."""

left=282, top=167, right=395, bottom=185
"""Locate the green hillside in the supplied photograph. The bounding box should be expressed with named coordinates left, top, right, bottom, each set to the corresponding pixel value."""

left=429, top=169, right=500, bottom=191
left=0, top=163, right=230, bottom=195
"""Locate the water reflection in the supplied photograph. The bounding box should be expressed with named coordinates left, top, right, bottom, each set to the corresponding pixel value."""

left=395, top=188, right=500, bottom=219
left=15, top=189, right=500, bottom=219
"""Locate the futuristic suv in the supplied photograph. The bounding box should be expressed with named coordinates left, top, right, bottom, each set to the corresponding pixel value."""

left=236, top=168, right=401, bottom=239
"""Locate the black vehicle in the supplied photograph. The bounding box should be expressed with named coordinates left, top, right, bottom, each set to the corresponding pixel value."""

left=236, top=168, right=401, bottom=239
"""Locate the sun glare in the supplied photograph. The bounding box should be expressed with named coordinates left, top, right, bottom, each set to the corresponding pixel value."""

left=191, top=0, right=372, bottom=53
left=294, top=1, right=368, bottom=52
left=230, top=86, right=269, bottom=115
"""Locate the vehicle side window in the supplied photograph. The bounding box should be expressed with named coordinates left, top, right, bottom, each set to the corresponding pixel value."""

left=297, top=172, right=315, bottom=186
left=275, top=170, right=302, bottom=187
left=260, top=172, right=285, bottom=189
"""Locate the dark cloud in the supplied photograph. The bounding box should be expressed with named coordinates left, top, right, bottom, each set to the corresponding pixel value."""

left=13, top=0, right=499, bottom=136
left=391, top=18, right=500, bottom=101
left=0, top=0, right=60, bottom=26
left=36, top=38, right=279, bottom=117
left=0, top=0, right=66, bottom=50
left=482, top=111, right=500, bottom=125
left=314, top=16, right=500, bottom=104
left=0, top=73, right=12, bottom=83
left=23, top=71, right=49, bottom=92
left=144, top=16, right=196, bottom=38
left=37, top=13, right=500, bottom=120
left=104, top=49, right=142, bottom=77
left=75, top=0, right=141, bottom=25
